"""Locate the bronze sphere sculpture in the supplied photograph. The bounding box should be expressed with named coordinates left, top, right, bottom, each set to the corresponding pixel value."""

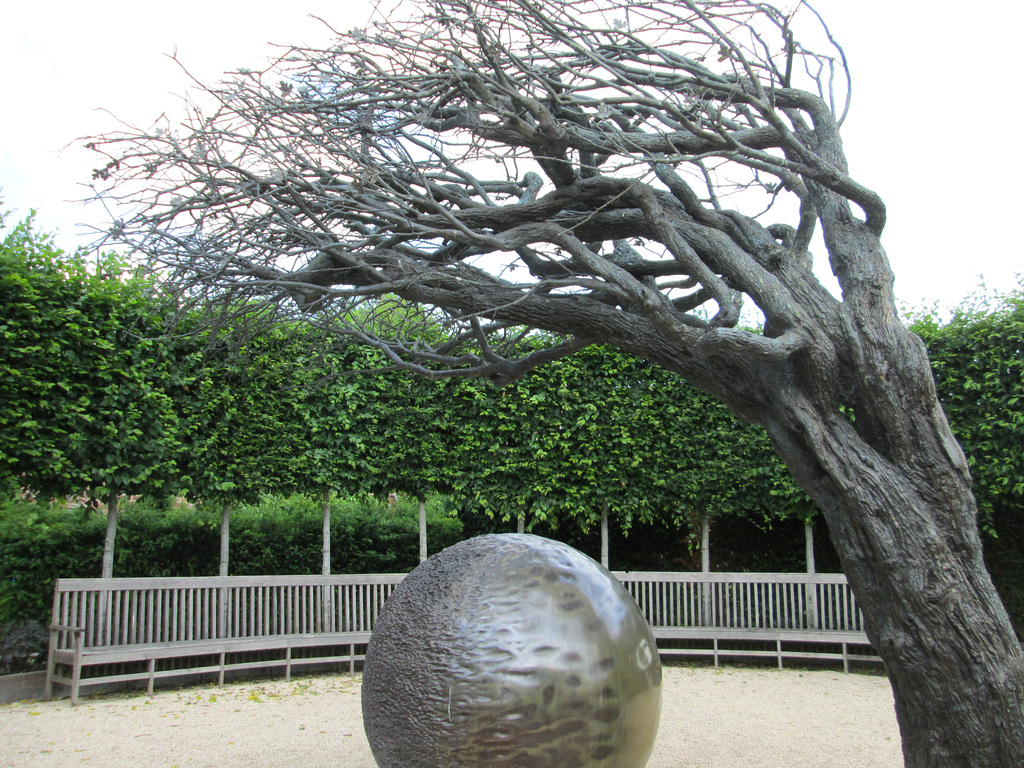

left=361, top=533, right=662, bottom=768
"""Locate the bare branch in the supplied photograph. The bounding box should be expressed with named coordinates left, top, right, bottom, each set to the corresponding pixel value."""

left=88, top=0, right=875, bottom=393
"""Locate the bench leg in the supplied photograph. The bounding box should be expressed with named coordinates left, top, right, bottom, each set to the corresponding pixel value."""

left=349, top=643, right=355, bottom=675
left=44, top=643, right=56, bottom=700
left=218, top=652, right=225, bottom=687
left=842, top=643, right=850, bottom=674
left=70, top=643, right=82, bottom=707
left=285, top=647, right=292, bottom=682
left=776, top=640, right=783, bottom=670
left=713, top=638, right=719, bottom=669
left=147, top=658, right=156, bottom=696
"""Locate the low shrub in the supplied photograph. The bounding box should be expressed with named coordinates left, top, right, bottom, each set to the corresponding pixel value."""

left=0, top=620, right=48, bottom=675
left=0, top=498, right=105, bottom=625
left=0, top=493, right=465, bottom=626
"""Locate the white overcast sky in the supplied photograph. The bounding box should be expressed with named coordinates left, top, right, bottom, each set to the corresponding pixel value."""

left=2, top=0, right=1020, bottom=313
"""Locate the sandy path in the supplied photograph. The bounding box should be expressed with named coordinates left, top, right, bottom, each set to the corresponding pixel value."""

left=0, top=666, right=902, bottom=768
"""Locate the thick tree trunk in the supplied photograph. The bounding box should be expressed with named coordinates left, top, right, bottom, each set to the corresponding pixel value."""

left=636, top=209, right=1024, bottom=764
left=101, top=495, right=118, bottom=580
left=802, top=216, right=1022, bottom=765
left=764, top=386, right=1024, bottom=767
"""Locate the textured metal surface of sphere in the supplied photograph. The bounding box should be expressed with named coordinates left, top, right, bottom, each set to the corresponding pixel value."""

left=361, top=534, right=662, bottom=768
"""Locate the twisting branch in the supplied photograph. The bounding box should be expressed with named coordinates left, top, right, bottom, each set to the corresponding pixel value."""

left=86, top=0, right=875, bottom=389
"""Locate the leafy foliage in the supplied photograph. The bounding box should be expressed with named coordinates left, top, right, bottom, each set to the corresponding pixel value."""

left=1, top=210, right=1021, bottom=637
left=0, top=213, right=187, bottom=502
left=0, top=499, right=105, bottom=624
left=177, top=328, right=310, bottom=506
left=287, top=342, right=392, bottom=499
left=440, top=344, right=810, bottom=531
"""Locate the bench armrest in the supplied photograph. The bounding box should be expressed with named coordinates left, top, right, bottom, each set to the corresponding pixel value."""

left=49, top=624, right=85, bottom=634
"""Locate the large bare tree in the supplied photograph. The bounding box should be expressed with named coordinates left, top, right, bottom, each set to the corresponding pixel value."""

left=89, top=0, right=1022, bottom=764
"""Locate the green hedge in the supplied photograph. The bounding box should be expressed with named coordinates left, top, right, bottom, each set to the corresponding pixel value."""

left=1, top=490, right=830, bottom=629
left=0, top=494, right=464, bottom=626
left=2, top=212, right=1021, bottom=639
left=223, top=494, right=464, bottom=575
left=986, top=500, right=1024, bottom=642
left=0, top=502, right=105, bottom=626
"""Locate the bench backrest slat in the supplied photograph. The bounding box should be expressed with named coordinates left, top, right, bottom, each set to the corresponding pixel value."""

left=613, top=572, right=864, bottom=634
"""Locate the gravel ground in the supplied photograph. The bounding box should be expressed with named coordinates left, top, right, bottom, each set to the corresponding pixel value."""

left=0, top=665, right=902, bottom=768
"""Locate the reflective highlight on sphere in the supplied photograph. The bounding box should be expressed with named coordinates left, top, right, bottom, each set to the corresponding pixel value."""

left=361, top=534, right=662, bottom=768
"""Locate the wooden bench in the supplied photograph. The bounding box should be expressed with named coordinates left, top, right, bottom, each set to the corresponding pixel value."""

left=46, top=570, right=878, bottom=704
left=614, top=571, right=879, bottom=672
left=45, top=574, right=404, bottom=705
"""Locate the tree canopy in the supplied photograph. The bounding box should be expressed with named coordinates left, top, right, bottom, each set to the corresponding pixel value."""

left=0, top=212, right=186, bottom=503
left=90, top=0, right=865, bottom=391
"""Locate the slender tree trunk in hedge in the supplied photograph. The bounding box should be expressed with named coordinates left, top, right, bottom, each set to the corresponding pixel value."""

left=600, top=500, right=609, bottom=570
left=804, top=522, right=815, bottom=574
left=322, top=488, right=331, bottom=575
left=700, top=516, right=710, bottom=574
left=219, top=502, right=231, bottom=578
left=418, top=497, right=427, bottom=563
left=804, top=521, right=819, bottom=629
left=101, top=495, right=118, bottom=580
